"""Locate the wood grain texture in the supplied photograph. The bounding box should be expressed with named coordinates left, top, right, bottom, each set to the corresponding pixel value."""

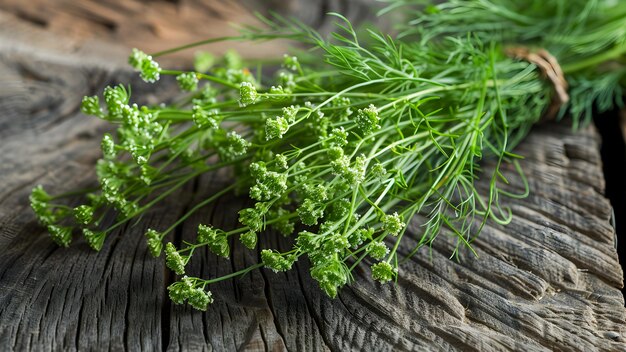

left=1, top=6, right=625, bottom=352
left=0, top=0, right=386, bottom=64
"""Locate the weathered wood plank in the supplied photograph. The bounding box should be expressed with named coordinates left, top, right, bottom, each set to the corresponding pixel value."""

left=0, top=7, right=625, bottom=352
left=0, top=0, right=386, bottom=63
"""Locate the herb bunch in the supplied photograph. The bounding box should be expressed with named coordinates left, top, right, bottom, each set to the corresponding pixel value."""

left=31, top=0, right=626, bottom=310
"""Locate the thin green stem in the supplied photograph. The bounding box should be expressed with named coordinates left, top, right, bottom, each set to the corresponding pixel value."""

left=200, top=263, right=266, bottom=285
left=151, top=36, right=242, bottom=57
left=162, top=182, right=239, bottom=236
left=561, top=41, right=626, bottom=73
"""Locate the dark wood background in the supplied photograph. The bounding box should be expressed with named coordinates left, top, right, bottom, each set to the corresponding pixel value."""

left=0, top=1, right=624, bottom=351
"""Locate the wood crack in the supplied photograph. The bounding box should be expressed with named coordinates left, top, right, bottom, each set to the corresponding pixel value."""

left=295, top=264, right=333, bottom=351
left=259, top=268, right=289, bottom=351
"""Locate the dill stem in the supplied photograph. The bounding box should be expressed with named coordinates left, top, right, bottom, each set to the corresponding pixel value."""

left=150, top=36, right=242, bottom=57
left=161, top=70, right=239, bottom=89
left=561, top=41, right=626, bottom=73
left=161, top=182, right=239, bottom=236
left=199, top=263, right=266, bottom=284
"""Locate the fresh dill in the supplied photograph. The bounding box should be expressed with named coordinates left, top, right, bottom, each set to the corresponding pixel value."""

left=30, top=0, right=626, bottom=310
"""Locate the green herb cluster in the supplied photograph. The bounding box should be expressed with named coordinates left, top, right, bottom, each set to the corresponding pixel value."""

left=31, top=0, right=626, bottom=311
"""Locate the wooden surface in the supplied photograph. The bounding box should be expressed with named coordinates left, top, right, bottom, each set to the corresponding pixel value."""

left=0, top=0, right=386, bottom=63
left=1, top=5, right=626, bottom=352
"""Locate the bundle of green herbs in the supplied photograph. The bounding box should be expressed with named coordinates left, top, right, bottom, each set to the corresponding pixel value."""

left=30, top=0, right=626, bottom=310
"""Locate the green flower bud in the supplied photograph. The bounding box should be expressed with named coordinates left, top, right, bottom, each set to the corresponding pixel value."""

left=356, top=104, right=380, bottom=135
left=188, top=288, right=213, bottom=311
left=30, top=187, right=55, bottom=226
left=48, top=225, right=72, bottom=247
left=282, top=105, right=299, bottom=123
left=282, top=54, right=299, bottom=71
left=348, top=228, right=373, bottom=248
left=250, top=170, right=287, bottom=201
left=197, top=224, right=218, bottom=243
left=195, top=84, right=218, bottom=104
left=220, top=131, right=249, bottom=160
left=275, top=154, right=288, bottom=170
left=120, top=104, right=140, bottom=126
left=140, top=164, right=157, bottom=185
left=73, top=205, right=94, bottom=225
left=238, top=207, right=264, bottom=232
left=297, top=199, right=324, bottom=226
left=351, top=154, right=368, bottom=184
left=371, top=162, right=387, bottom=180
left=371, top=262, right=396, bottom=283
left=101, top=133, right=116, bottom=159
left=128, top=143, right=151, bottom=165
left=81, top=96, right=103, bottom=117
left=128, top=48, right=148, bottom=70
left=197, top=224, right=229, bottom=257
left=177, top=72, right=199, bottom=91
left=367, top=241, right=389, bottom=260
left=30, top=185, right=51, bottom=203
left=117, top=201, right=138, bottom=219
left=296, top=231, right=319, bottom=252
left=327, top=146, right=344, bottom=160
left=278, top=72, right=295, bottom=91
left=208, top=235, right=230, bottom=258
left=265, top=115, right=289, bottom=140
left=321, top=234, right=350, bottom=254
left=240, top=231, right=258, bottom=249
left=167, top=276, right=211, bottom=308
left=165, top=242, right=187, bottom=275
left=331, top=97, right=353, bottom=120
left=83, top=228, right=106, bottom=251
left=238, top=82, right=258, bottom=107
left=145, top=229, right=163, bottom=257
left=328, top=127, right=348, bottom=146
left=192, top=106, right=219, bottom=129
left=103, top=85, right=129, bottom=119
left=382, top=212, right=404, bottom=236
left=310, top=256, right=349, bottom=298
left=300, top=184, right=328, bottom=202
left=268, top=85, right=287, bottom=101
left=167, top=277, right=192, bottom=304
left=329, top=198, right=351, bottom=221
left=330, top=155, right=350, bottom=178
left=225, top=68, right=254, bottom=84
left=139, top=55, right=161, bottom=83
left=261, top=250, right=295, bottom=272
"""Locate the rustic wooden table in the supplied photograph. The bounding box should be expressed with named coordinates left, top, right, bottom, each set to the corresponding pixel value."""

left=0, top=6, right=625, bottom=352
